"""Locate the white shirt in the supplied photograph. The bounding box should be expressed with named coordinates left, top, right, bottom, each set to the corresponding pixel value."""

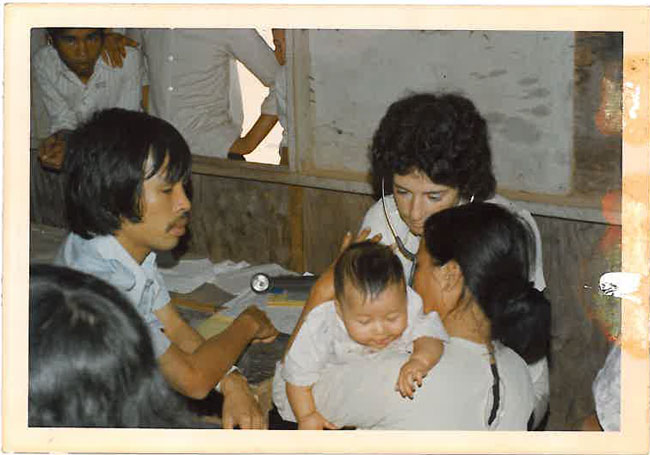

left=32, top=45, right=144, bottom=134
left=54, top=233, right=171, bottom=358
left=274, top=65, right=288, bottom=147
left=593, top=345, right=620, bottom=431
left=127, top=28, right=279, bottom=158
left=311, top=337, right=534, bottom=430
left=360, top=194, right=546, bottom=291
left=273, top=286, right=448, bottom=422
left=359, top=193, right=549, bottom=427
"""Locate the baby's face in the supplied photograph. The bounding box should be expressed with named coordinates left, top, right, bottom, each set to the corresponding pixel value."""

left=336, top=281, right=408, bottom=350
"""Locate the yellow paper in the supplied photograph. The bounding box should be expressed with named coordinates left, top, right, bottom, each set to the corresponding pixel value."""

left=266, top=293, right=306, bottom=307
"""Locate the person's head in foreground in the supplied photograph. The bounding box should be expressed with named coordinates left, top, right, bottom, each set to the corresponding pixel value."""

left=371, top=92, right=496, bottom=236
left=334, top=241, right=407, bottom=350
left=47, top=28, right=105, bottom=83
left=413, top=203, right=549, bottom=364
left=29, top=264, right=194, bottom=427
left=65, top=108, right=192, bottom=263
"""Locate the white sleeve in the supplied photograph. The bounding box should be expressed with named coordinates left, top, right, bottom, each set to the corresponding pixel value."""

left=274, top=66, right=287, bottom=125
left=407, top=287, right=449, bottom=342
left=33, top=51, right=78, bottom=133
left=359, top=199, right=393, bottom=246
left=260, top=85, right=277, bottom=115
left=225, top=29, right=280, bottom=115
left=494, top=346, right=536, bottom=430
left=125, top=28, right=144, bottom=47
left=115, top=48, right=144, bottom=112
left=528, top=357, right=550, bottom=428
left=518, top=208, right=546, bottom=291
left=488, top=196, right=546, bottom=291
left=282, top=304, right=333, bottom=386
left=593, top=345, right=620, bottom=431
left=125, top=29, right=148, bottom=87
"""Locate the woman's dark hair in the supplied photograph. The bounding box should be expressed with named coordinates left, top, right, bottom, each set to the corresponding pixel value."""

left=422, top=203, right=550, bottom=364
left=64, top=108, right=192, bottom=239
left=29, top=264, right=198, bottom=428
left=334, top=241, right=405, bottom=303
left=370, top=92, right=496, bottom=202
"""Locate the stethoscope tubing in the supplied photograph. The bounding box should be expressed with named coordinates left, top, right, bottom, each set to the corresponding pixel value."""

left=381, top=179, right=417, bottom=286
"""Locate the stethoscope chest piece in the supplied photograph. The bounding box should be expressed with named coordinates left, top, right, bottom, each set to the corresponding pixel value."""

left=250, top=273, right=271, bottom=294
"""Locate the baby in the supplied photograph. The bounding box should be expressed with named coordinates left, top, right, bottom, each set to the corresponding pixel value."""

left=272, top=241, right=448, bottom=430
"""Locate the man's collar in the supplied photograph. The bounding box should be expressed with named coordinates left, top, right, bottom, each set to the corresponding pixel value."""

left=56, top=53, right=103, bottom=86
left=92, top=235, right=157, bottom=271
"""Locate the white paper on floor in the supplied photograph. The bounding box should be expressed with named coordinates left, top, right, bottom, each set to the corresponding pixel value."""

left=159, top=258, right=251, bottom=294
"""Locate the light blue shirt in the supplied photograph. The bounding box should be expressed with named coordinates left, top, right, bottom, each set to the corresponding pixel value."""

left=54, top=233, right=171, bottom=358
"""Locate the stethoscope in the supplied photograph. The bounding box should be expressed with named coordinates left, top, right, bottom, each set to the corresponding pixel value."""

left=250, top=273, right=318, bottom=294
left=381, top=178, right=418, bottom=286
left=381, top=178, right=475, bottom=287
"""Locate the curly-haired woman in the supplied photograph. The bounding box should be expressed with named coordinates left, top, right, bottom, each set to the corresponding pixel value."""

left=359, top=92, right=549, bottom=428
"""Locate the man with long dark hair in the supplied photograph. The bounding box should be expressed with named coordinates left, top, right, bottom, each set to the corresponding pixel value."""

left=55, top=108, right=278, bottom=428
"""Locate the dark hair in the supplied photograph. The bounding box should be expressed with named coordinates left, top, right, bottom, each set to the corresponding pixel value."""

left=370, top=92, right=496, bottom=202
left=422, top=203, right=550, bottom=364
left=334, top=241, right=405, bottom=303
left=64, top=108, right=192, bottom=238
left=29, top=264, right=197, bottom=428
left=46, top=28, right=105, bottom=42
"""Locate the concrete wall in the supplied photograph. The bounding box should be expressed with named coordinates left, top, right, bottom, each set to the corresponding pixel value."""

left=306, top=30, right=574, bottom=195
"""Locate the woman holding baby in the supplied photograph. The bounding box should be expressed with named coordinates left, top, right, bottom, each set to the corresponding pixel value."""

left=273, top=93, right=551, bottom=430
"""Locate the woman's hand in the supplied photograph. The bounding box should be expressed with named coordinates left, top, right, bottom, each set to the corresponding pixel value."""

left=297, top=411, right=339, bottom=430
left=395, top=358, right=428, bottom=399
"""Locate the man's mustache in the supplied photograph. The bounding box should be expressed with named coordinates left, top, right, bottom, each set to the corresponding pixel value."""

left=165, top=211, right=190, bottom=232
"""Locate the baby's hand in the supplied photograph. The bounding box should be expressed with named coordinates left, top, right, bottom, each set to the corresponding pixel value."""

left=395, top=358, right=430, bottom=399
left=298, top=411, right=339, bottom=430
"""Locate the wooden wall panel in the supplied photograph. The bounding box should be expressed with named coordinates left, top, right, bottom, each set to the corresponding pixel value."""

left=302, top=187, right=375, bottom=274
left=186, top=177, right=378, bottom=275
left=536, top=215, right=614, bottom=430
left=187, top=173, right=293, bottom=268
